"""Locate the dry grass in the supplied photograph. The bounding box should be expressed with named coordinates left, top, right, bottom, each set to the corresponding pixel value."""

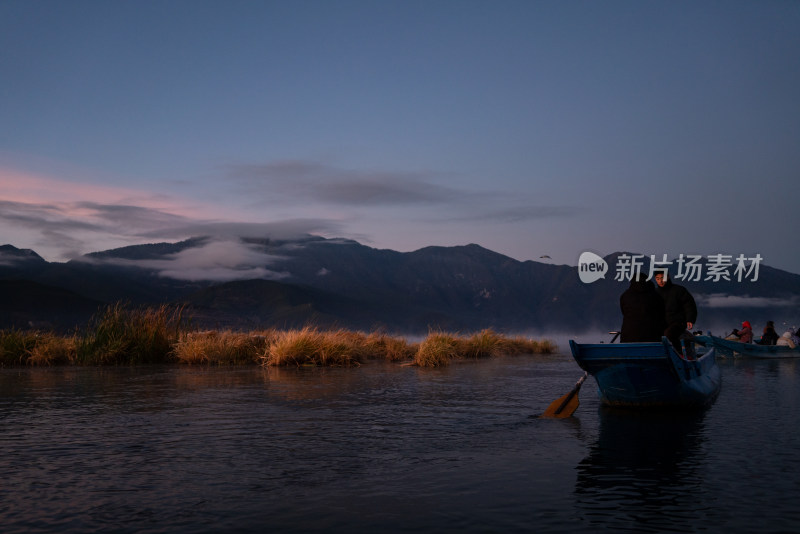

left=0, top=330, right=77, bottom=366
left=76, top=303, right=185, bottom=365
left=413, top=331, right=460, bottom=367
left=1, top=302, right=557, bottom=368
left=261, top=328, right=426, bottom=367
left=499, top=335, right=558, bottom=356
left=174, top=330, right=275, bottom=365
left=0, top=330, right=36, bottom=366
left=459, top=329, right=503, bottom=359
left=411, top=329, right=557, bottom=367
left=362, top=332, right=418, bottom=362
left=263, top=327, right=363, bottom=367
left=26, top=334, right=77, bottom=366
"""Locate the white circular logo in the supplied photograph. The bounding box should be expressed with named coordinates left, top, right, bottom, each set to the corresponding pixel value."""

left=578, top=251, right=608, bottom=284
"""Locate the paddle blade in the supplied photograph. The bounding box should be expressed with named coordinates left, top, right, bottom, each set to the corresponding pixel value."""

left=542, top=389, right=580, bottom=418
left=541, top=373, right=588, bottom=418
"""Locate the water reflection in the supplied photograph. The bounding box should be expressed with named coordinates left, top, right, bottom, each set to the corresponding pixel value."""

left=575, top=407, right=709, bottom=533
left=5, top=358, right=800, bottom=533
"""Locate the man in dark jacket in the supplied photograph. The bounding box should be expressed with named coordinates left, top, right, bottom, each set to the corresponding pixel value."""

left=620, top=273, right=665, bottom=342
left=654, top=272, right=697, bottom=353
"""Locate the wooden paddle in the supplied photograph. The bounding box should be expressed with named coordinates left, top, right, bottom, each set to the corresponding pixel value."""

left=541, top=372, right=588, bottom=418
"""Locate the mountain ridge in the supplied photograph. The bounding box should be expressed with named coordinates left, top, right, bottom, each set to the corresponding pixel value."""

left=1, top=238, right=798, bottom=334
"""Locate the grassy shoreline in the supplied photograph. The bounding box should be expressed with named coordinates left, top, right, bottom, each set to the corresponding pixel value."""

left=0, top=304, right=557, bottom=368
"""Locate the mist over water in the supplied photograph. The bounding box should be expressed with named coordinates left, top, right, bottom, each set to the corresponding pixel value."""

left=2, top=354, right=799, bottom=533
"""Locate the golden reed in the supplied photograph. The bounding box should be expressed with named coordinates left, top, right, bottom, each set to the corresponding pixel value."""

left=1, top=305, right=556, bottom=367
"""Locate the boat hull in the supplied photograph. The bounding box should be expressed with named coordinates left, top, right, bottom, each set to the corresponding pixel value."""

left=694, top=335, right=800, bottom=359
left=569, top=338, right=721, bottom=408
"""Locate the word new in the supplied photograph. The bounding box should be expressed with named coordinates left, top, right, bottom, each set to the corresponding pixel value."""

left=578, top=252, right=608, bottom=284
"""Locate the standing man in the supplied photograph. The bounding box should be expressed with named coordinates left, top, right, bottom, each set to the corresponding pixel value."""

left=654, top=271, right=697, bottom=353
left=620, top=273, right=665, bottom=342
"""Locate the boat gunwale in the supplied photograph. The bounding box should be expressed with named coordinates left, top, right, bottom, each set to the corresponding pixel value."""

left=696, top=334, right=800, bottom=359
left=568, top=337, right=720, bottom=408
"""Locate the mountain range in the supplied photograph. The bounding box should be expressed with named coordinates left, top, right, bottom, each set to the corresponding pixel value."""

left=1, top=237, right=799, bottom=335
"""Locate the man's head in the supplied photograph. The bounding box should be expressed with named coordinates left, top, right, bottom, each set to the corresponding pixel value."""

left=654, top=272, right=668, bottom=287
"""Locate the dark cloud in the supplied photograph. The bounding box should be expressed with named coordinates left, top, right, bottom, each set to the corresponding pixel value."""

left=315, top=178, right=457, bottom=205
left=0, top=199, right=108, bottom=257
left=227, top=161, right=462, bottom=206
left=74, top=202, right=189, bottom=230
left=138, top=219, right=342, bottom=241
left=225, top=161, right=580, bottom=227
left=0, top=200, right=103, bottom=232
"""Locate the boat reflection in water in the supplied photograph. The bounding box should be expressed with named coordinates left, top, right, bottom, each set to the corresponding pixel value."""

left=574, top=407, right=709, bottom=533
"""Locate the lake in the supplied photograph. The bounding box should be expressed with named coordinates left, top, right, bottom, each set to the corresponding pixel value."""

left=1, top=351, right=799, bottom=533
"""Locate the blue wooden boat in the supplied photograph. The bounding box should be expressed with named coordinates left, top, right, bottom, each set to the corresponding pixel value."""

left=694, top=335, right=800, bottom=359
left=569, top=337, right=721, bottom=408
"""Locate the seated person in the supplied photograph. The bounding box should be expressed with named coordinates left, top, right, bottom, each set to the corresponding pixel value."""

left=758, top=321, right=779, bottom=345
left=737, top=321, right=753, bottom=343
left=777, top=331, right=797, bottom=349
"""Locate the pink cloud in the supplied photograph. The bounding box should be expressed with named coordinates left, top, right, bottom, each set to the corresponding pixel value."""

left=0, top=168, right=196, bottom=217
left=0, top=165, right=344, bottom=262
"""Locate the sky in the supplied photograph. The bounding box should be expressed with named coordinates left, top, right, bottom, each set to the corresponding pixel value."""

left=2, top=0, right=799, bottom=275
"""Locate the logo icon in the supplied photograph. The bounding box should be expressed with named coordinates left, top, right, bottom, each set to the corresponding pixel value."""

left=578, top=251, right=608, bottom=284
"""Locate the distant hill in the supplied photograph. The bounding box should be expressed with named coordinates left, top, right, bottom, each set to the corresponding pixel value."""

left=0, top=279, right=102, bottom=331
left=182, top=279, right=375, bottom=331
left=0, top=245, right=46, bottom=265
left=1, top=237, right=799, bottom=334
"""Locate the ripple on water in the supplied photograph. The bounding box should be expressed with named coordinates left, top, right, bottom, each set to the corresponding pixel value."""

left=2, top=357, right=800, bottom=533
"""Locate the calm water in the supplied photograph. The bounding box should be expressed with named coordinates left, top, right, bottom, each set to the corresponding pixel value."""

left=1, top=353, right=799, bottom=533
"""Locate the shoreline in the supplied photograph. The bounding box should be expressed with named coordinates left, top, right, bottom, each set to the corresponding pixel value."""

left=1, top=304, right=557, bottom=368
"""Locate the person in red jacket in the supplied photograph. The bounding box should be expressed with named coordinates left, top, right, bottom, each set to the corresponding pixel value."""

left=737, top=321, right=753, bottom=343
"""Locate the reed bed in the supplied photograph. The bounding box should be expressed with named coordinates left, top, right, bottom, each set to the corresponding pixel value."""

left=0, top=304, right=556, bottom=367
left=499, top=335, right=559, bottom=356
left=0, top=329, right=36, bottom=366
left=76, top=303, right=185, bottom=365
left=0, top=330, right=77, bottom=366
left=363, top=332, right=417, bottom=362
left=411, top=329, right=557, bottom=367
left=414, top=331, right=460, bottom=367
left=174, top=330, right=276, bottom=365
left=263, top=327, right=363, bottom=367
left=26, top=333, right=77, bottom=366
